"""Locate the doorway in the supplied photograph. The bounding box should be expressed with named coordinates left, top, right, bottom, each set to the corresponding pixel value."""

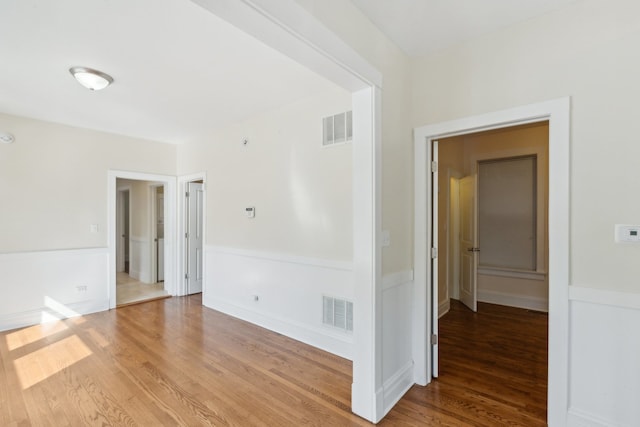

left=434, top=123, right=550, bottom=419
left=108, top=170, right=177, bottom=309
left=114, top=178, right=170, bottom=306
left=438, top=124, right=549, bottom=316
left=412, top=98, right=571, bottom=425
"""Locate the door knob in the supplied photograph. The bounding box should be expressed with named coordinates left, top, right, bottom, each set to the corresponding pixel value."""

left=467, top=247, right=480, bottom=252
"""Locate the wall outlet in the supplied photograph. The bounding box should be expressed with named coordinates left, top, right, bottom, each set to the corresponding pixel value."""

left=76, top=285, right=88, bottom=293
left=90, top=224, right=99, bottom=233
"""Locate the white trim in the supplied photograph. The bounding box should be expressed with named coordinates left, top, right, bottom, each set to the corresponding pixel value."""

left=569, top=286, right=640, bottom=310
left=382, top=270, right=413, bottom=291
left=108, top=170, right=177, bottom=308
left=206, top=295, right=354, bottom=360
left=478, top=267, right=547, bottom=281
left=438, top=299, right=451, bottom=318
left=0, top=299, right=109, bottom=333
left=567, top=408, right=612, bottom=427
left=477, top=290, right=548, bottom=312
left=191, top=0, right=381, bottom=91
left=413, top=97, right=570, bottom=427
left=0, top=247, right=110, bottom=332
left=0, top=247, right=108, bottom=257
left=381, top=361, right=414, bottom=417
left=207, top=245, right=352, bottom=271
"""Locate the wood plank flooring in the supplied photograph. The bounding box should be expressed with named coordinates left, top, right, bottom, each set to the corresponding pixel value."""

left=380, top=300, right=548, bottom=426
left=0, top=296, right=547, bottom=426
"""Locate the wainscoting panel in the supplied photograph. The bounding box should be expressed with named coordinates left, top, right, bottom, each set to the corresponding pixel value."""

left=129, top=236, right=151, bottom=283
left=0, top=248, right=110, bottom=332
left=203, top=246, right=355, bottom=359
left=381, top=270, right=415, bottom=415
left=567, top=286, right=640, bottom=427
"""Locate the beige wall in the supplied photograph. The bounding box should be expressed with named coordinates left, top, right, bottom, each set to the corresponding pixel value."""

left=294, top=0, right=413, bottom=274
left=413, top=0, right=640, bottom=294
left=0, top=113, right=177, bottom=253
left=178, top=87, right=353, bottom=261
left=438, top=124, right=549, bottom=309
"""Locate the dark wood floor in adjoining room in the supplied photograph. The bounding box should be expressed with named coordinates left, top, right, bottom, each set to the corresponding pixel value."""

left=381, top=300, right=548, bottom=426
left=0, top=296, right=547, bottom=426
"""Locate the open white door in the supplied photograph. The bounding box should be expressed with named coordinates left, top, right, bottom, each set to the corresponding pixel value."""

left=459, top=175, right=478, bottom=312
left=431, top=141, right=439, bottom=377
left=186, top=182, right=204, bottom=294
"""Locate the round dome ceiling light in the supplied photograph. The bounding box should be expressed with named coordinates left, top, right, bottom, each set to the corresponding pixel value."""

left=0, top=131, right=15, bottom=144
left=69, top=66, right=114, bottom=91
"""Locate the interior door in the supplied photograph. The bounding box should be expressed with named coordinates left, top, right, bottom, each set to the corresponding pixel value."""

left=186, top=182, right=204, bottom=294
left=459, top=175, right=478, bottom=312
left=156, top=187, right=165, bottom=282
left=431, top=141, right=439, bottom=377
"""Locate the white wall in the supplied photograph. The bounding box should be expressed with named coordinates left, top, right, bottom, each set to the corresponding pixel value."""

left=178, top=88, right=356, bottom=356
left=294, top=0, right=413, bottom=275
left=0, top=113, right=176, bottom=331
left=411, top=0, right=640, bottom=424
left=178, top=87, right=352, bottom=260
left=0, top=113, right=177, bottom=253
left=291, top=3, right=415, bottom=419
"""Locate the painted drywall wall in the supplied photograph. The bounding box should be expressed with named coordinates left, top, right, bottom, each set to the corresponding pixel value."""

left=294, top=0, right=413, bottom=275
left=178, top=86, right=353, bottom=261
left=0, top=112, right=177, bottom=253
left=411, top=0, right=640, bottom=294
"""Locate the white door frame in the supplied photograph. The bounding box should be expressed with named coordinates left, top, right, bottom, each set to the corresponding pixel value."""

left=178, top=173, right=207, bottom=297
left=108, top=170, right=177, bottom=308
left=413, top=97, right=570, bottom=426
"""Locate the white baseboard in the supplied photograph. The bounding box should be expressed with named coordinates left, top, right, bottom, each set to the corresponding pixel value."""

left=205, top=295, right=353, bottom=360
left=0, top=247, right=110, bottom=332
left=438, top=299, right=450, bottom=318
left=477, top=289, right=548, bottom=312
left=381, top=361, right=414, bottom=417
left=0, top=299, right=109, bottom=332
left=204, top=246, right=354, bottom=359
left=567, top=408, right=613, bottom=427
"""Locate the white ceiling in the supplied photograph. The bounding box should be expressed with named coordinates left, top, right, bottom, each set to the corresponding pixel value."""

left=350, top=0, right=579, bottom=57
left=0, top=0, right=580, bottom=145
left=0, top=0, right=339, bottom=144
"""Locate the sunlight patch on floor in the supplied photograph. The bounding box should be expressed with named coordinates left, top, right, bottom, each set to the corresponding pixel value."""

left=14, top=334, right=92, bottom=389
left=5, top=322, right=69, bottom=351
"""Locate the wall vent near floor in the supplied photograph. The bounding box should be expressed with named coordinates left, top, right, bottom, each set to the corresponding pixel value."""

left=323, top=296, right=353, bottom=332
left=322, top=110, right=352, bottom=147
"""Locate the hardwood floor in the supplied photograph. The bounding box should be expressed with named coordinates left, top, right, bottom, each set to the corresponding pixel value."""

left=0, top=297, right=547, bottom=426
left=381, top=300, right=548, bottom=426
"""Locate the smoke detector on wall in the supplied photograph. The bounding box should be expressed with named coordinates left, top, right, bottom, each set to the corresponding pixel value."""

left=0, top=131, right=15, bottom=144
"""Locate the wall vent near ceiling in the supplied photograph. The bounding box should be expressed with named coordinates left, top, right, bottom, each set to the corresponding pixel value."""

left=323, top=295, right=353, bottom=332
left=322, top=110, right=352, bottom=147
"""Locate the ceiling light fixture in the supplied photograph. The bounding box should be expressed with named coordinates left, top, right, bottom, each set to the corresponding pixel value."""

left=0, top=131, right=15, bottom=144
left=69, top=66, right=114, bottom=91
